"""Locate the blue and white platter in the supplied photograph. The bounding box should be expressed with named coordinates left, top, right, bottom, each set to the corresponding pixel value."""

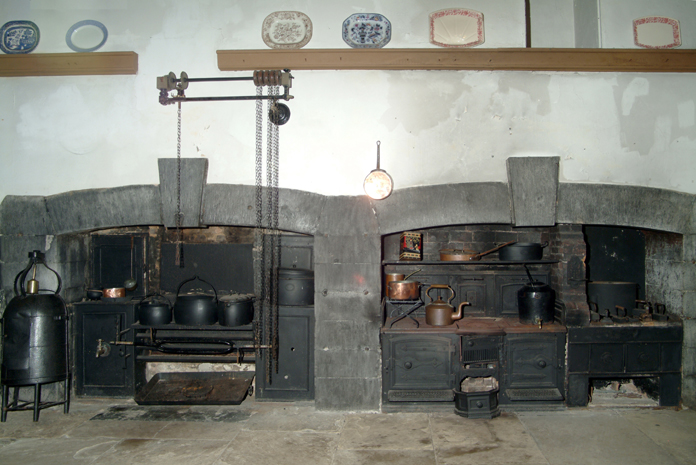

left=66, top=20, right=108, bottom=52
left=342, top=13, right=391, bottom=48
left=1, top=20, right=40, bottom=54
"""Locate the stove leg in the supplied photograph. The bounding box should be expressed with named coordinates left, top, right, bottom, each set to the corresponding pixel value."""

left=64, top=378, right=70, bottom=414
left=33, top=384, right=41, bottom=422
left=658, top=373, right=681, bottom=407
left=1, top=385, right=7, bottom=422
left=567, top=374, right=590, bottom=407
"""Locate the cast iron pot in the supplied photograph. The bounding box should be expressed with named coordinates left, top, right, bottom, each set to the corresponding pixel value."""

left=499, top=242, right=548, bottom=261
left=137, top=294, right=172, bottom=326
left=587, top=281, right=638, bottom=314
left=173, top=276, right=218, bottom=325
left=218, top=295, right=254, bottom=327
left=517, top=281, right=556, bottom=324
left=278, top=268, right=314, bottom=306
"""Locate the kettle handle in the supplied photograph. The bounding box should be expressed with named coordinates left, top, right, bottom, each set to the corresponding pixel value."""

left=426, top=284, right=454, bottom=304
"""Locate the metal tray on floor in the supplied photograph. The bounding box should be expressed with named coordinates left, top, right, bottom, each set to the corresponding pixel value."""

left=135, top=371, right=254, bottom=405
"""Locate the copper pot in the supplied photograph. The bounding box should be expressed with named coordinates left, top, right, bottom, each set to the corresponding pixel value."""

left=388, top=280, right=420, bottom=300
left=385, top=270, right=420, bottom=299
left=103, top=287, right=126, bottom=298
left=385, top=273, right=404, bottom=298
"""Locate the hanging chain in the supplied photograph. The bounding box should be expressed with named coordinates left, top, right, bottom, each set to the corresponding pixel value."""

left=254, top=85, right=264, bottom=367
left=270, top=86, right=281, bottom=373
left=174, top=101, right=184, bottom=267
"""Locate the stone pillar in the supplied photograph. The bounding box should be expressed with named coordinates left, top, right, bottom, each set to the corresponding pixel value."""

left=680, top=234, right=696, bottom=408
left=313, top=196, right=382, bottom=411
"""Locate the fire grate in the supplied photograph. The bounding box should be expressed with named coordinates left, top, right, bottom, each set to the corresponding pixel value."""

left=505, top=388, right=563, bottom=401
left=387, top=389, right=454, bottom=402
left=135, top=371, right=254, bottom=405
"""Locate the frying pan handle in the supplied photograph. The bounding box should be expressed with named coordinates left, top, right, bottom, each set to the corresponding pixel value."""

left=426, top=284, right=454, bottom=304
left=475, top=240, right=517, bottom=259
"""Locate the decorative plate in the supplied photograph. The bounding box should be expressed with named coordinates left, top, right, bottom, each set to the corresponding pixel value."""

left=66, top=20, right=108, bottom=52
left=429, top=9, right=484, bottom=48
left=633, top=16, right=681, bottom=49
left=0, top=20, right=40, bottom=54
left=342, top=13, right=391, bottom=48
left=262, top=11, right=312, bottom=49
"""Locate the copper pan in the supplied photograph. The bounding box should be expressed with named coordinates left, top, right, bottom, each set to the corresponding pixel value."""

left=103, top=287, right=126, bottom=298
left=440, top=241, right=515, bottom=262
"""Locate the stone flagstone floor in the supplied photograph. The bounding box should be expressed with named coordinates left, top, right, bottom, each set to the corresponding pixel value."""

left=0, top=397, right=694, bottom=465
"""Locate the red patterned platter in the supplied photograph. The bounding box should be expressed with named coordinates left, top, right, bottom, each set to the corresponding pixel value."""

left=429, top=8, right=484, bottom=48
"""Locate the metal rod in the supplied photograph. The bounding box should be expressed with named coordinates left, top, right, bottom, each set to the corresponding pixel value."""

left=182, top=76, right=255, bottom=82
left=165, top=95, right=288, bottom=103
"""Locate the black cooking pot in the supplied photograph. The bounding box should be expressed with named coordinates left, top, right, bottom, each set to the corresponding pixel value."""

left=173, top=276, right=218, bottom=325
left=218, top=295, right=255, bottom=327
left=517, top=281, right=555, bottom=324
left=137, top=294, right=172, bottom=326
left=587, top=281, right=637, bottom=314
left=278, top=268, right=314, bottom=306
left=499, top=242, right=548, bottom=261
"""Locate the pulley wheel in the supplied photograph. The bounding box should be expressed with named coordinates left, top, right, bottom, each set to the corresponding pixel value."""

left=269, top=103, right=290, bottom=125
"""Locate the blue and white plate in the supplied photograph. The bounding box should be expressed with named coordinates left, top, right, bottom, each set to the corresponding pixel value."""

left=342, top=13, right=391, bottom=48
left=1, top=20, right=40, bottom=54
left=66, top=20, right=108, bottom=52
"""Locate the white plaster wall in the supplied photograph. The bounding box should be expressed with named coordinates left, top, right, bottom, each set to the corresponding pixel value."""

left=531, top=0, right=575, bottom=47
left=1, top=0, right=695, bottom=204
left=600, top=0, right=696, bottom=48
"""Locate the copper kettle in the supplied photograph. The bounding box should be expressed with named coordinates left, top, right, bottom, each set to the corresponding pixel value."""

left=425, top=284, right=469, bottom=326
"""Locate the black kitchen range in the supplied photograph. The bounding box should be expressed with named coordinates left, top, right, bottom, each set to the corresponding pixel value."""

left=0, top=221, right=683, bottom=418
left=70, top=230, right=315, bottom=406
left=380, top=226, right=682, bottom=416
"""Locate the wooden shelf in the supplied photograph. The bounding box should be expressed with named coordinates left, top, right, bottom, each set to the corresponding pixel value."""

left=218, top=48, right=696, bottom=73
left=0, top=51, right=138, bottom=77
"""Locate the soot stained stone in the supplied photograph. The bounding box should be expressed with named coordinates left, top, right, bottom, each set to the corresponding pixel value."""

left=46, top=185, right=161, bottom=234
left=314, top=349, right=381, bottom=378
left=557, top=184, right=695, bottom=234
left=315, top=320, right=381, bottom=349
left=507, top=156, right=559, bottom=227
left=317, top=196, right=379, bottom=236
left=372, top=183, right=511, bottom=235
left=159, top=158, right=208, bottom=228
left=0, top=195, right=52, bottom=235
left=314, top=235, right=381, bottom=265
left=315, top=377, right=381, bottom=411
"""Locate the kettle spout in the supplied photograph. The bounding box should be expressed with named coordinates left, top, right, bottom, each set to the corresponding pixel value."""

left=454, top=302, right=470, bottom=321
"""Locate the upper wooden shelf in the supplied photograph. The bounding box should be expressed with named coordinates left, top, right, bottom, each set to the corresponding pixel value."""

left=218, top=48, right=696, bottom=73
left=0, top=52, right=138, bottom=77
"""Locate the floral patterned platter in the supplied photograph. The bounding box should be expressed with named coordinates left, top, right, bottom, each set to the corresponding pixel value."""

left=633, top=16, right=681, bottom=49
left=262, top=11, right=312, bottom=49
left=429, top=8, right=484, bottom=48
left=342, top=13, right=391, bottom=48
left=1, top=20, right=40, bottom=54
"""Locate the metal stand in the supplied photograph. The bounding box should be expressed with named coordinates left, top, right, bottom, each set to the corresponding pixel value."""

left=388, top=299, right=423, bottom=328
left=1, top=378, right=70, bottom=422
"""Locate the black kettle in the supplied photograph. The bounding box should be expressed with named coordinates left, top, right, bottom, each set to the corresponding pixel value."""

left=517, top=266, right=555, bottom=325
